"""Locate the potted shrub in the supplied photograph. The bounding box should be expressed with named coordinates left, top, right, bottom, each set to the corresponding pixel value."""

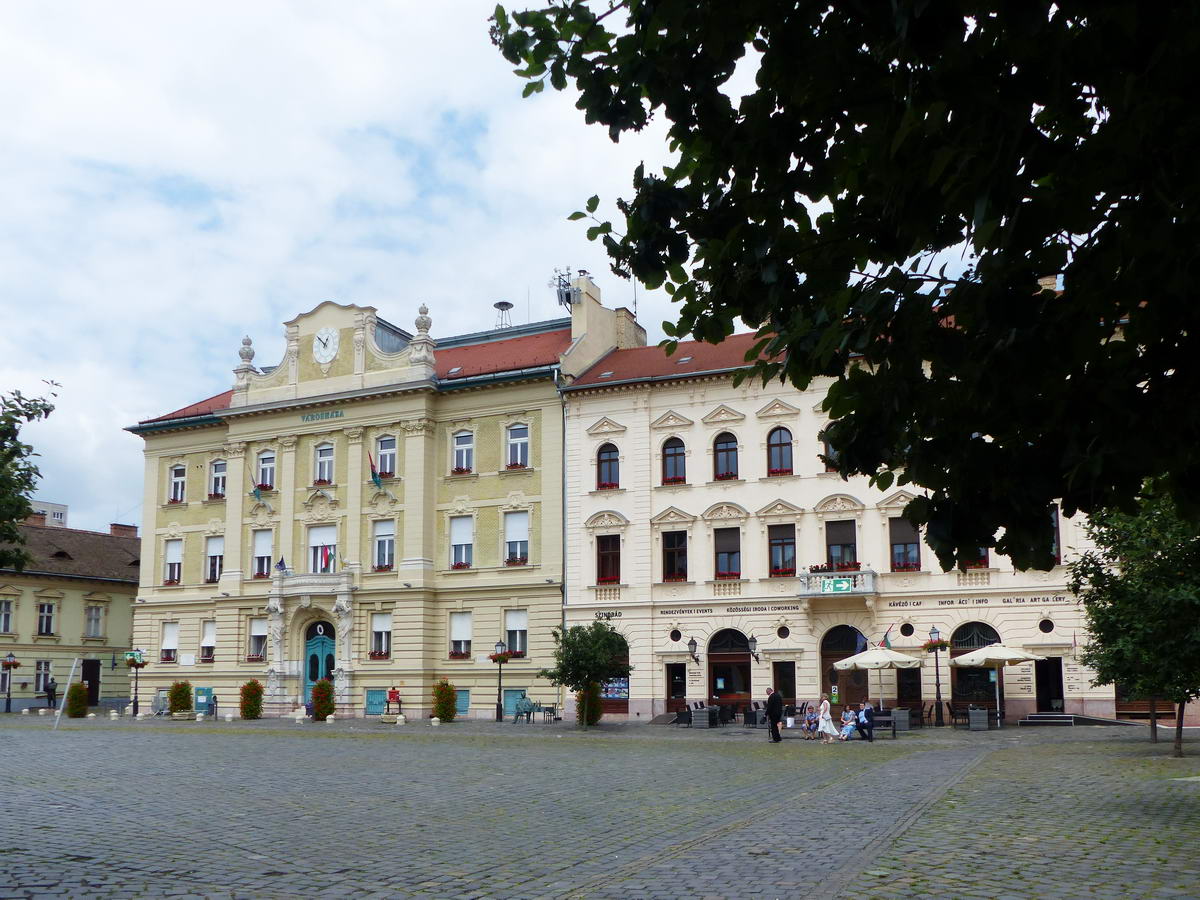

left=311, top=677, right=335, bottom=721
left=65, top=682, right=89, bottom=718
left=240, top=679, right=263, bottom=720
left=432, top=678, right=457, bottom=722
left=168, top=680, right=194, bottom=719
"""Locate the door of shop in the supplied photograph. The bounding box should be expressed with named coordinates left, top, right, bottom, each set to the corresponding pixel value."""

left=707, top=629, right=752, bottom=715
left=665, top=663, right=687, bottom=713
left=820, top=625, right=869, bottom=711
left=81, top=659, right=101, bottom=705
left=1035, top=657, right=1065, bottom=712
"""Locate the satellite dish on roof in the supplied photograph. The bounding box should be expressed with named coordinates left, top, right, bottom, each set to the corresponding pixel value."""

left=494, top=300, right=514, bottom=329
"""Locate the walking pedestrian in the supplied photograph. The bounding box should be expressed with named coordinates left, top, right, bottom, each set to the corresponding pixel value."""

left=765, top=687, right=784, bottom=743
left=817, top=693, right=839, bottom=744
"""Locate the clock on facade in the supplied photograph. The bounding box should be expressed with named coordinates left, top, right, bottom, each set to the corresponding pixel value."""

left=312, top=327, right=339, bottom=364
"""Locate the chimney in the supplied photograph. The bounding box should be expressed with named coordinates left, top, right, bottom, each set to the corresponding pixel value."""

left=26, top=512, right=46, bottom=526
left=110, top=523, right=138, bottom=538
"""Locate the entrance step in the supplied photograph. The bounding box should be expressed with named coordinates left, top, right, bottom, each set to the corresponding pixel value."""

left=1018, top=712, right=1142, bottom=727
left=648, top=713, right=678, bottom=725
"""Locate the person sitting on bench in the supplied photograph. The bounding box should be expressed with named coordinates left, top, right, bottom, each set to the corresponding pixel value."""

left=855, top=700, right=875, bottom=742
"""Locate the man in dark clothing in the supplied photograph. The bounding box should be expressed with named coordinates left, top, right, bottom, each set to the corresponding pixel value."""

left=856, top=700, right=875, bottom=742
left=45, top=677, right=58, bottom=709
left=765, top=687, right=784, bottom=743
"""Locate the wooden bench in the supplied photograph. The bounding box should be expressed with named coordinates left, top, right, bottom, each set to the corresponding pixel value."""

left=873, top=713, right=897, bottom=739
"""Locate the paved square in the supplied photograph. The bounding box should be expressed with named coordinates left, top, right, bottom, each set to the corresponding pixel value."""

left=3, top=717, right=1199, bottom=898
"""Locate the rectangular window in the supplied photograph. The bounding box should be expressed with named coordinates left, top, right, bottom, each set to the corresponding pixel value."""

left=714, top=527, right=741, bottom=578
left=257, top=452, right=275, bottom=489
left=248, top=618, right=267, bottom=660
left=252, top=529, right=273, bottom=578
left=820, top=433, right=839, bottom=473
left=450, top=516, right=473, bottom=568
left=965, top=547, right=990, bottom=569
left=825, top=519, right=857, bottom=569
left=35, top=660, right=51, bottom=692
left=314, top=445, right=334, bottom=483
left=662, top=530, right=688, bottom=581
left=161, top=621, right=179, bottom=663
left=377, top=436, right=396, bottom=477
left=889, top=518, right=921, bottom=571
left=85, top=605, right=104, bottom=638
left=373, top=520, right=395, bottom=570
left=0, top=667, right=7, bottom=694
left=169, top=465, right=186, bottom=503
left=371, top=612, right=392, bottom=657
left=596, top=534, right=621, bottom=584
left=200, top=621, right=216, bottom=661
left=164, top=539, right=183, bottom=584
left=505, top=609, right=528, bottom=656
left=768, top=524, right=796, bottom=576
left=309, top=524, right=337, bottom=574
left=205, top=536, right=224, bottom=583
left=504, top=511, right=529, bottom=564
left=453, top=431, right=474, bottom=472
left=0, top=598, right=11, bottom=633
left=210, top=460, right=226, bottom=497
left=449, top=611, right=472, bottom=656
left=506, top=424, right=529, bottom=468
left=37, top=602, right=54, bottom=636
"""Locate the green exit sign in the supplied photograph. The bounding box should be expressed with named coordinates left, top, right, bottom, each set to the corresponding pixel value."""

left=821, top=577, right=854, bottom=594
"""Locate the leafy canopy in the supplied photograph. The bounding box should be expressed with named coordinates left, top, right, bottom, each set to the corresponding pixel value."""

left=539, top=620, right=631, bottom=694
left=0, top=387, right=56, bottom=570
left=492, top=2, right=1200, bottom=570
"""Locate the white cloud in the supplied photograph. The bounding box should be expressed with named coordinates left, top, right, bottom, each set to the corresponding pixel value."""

left=1, top=2, right=692, bottom=532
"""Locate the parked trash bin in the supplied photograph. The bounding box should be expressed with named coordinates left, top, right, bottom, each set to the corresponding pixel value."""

left=892, top=708, right=910, bottom=732
left=968, top=707, right=989, bottom=731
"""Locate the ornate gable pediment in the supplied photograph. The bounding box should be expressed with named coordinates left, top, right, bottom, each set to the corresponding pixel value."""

left=877, top=490, right=918, bottom=510
left=585, top=510, right=629, bottom=531
left=700, top=404, right=745, bottom=426
left=650, top=410, right=695, bottom=430
left=0, top=583, right=21, bottom=596
left=756, top=499, right=804, bottom=518
left=756, top=399, right=801, bottom=419
left=815, top=494, right=864, bottom=514
left=650, top=506, right=696, bottom=526
left=586, top=416, right=627, bottom=436
left=702, top=502, right=749, bottom=522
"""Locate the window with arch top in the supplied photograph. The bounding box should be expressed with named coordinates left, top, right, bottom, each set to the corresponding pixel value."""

left=597, top=443, right=619, bottom=489
left=767, top=427, right=793, bottom=476
left=662, top=437, right=686, bottom=484
left=452, top=431, right=473, bottom=473
left=713, top=432, right=738, bottom=480
left=506, top=424, right=529, bottom=468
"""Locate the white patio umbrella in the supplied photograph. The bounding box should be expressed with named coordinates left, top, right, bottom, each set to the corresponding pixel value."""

left=949, top=643, right=1046, bottom=727
left=833, top=645, right=923, bottom=709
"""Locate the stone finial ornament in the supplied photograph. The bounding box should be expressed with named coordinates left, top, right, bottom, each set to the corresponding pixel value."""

left=415, top=304, right=432, bottom=335
left=239, top=336, right=255, bottom=363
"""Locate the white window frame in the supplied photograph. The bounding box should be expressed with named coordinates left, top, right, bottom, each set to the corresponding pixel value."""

left=371, top=612, right=392, bottom=656
left=505, top=609, right=528, bottom=656
left=248, top=618, right=267, bottom=660
left=308, top=525, right=337, bottom=574
left=85, top=604, right=104, bottom=638
left=373, top=520, right=395, bottom=571
left=35, top=660, right=51, bottom=692
left=164, top=538, right=182, bottom=584
left=0, top=598, right=11, bottom=633
left=506, top=423, right=529, bottom=468
left=504, top=510, right=529, bottom=564
left=161, top=622, right=179, bottom=663
left=200, top=620, right=217, bottom=661
left=450, top=515, right=473, bottom=568
left=169, top=465, right=186, bottom=503
left=376, top=436, right=396, bottom=477
left=209, top=460, right=227, bottom=497
left=257, top=451, right=275, bottom=489
left=252, top=529, right=273, bottom=578
left=314, top=443, right=334, bottom=484
left=452, top=431, right=474, bottom=472
left=205, top=536, right=224, bottom=583
left=449, top=611, right=472, bottom=656
left=37, top=602, right=55, bottom=636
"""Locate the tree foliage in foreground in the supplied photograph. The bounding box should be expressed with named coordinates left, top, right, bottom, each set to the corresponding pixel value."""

left=493, top=2, right=1200, bottom=569
left=0, top=387, right=56, bottom=570
left=1069, top=482, right=1200, bottom=757
left=539, top=621, right=631, bottom=728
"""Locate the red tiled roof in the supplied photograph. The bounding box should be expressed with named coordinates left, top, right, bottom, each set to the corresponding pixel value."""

left=570, top=332, right=767, bottom=388
left=436, top=328, right=572, bottom=380
left=139, top=390, right=233, bottom=425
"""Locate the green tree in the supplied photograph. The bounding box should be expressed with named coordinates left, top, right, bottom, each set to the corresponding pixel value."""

left=539, top=621, right=631, bottom=729
left=0, top=387, right=56, bottom=570
left=493, top=2, right=1200, bottom=569
left=432, top=678, right=457, bottom=722
left=1069, top=482, right=1200, bottom=758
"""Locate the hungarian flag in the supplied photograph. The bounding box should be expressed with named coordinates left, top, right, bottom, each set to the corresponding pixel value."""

left=321, top=544, right=333, bottom=572
left=368, top=451, right=383, bottom=490
left=879, top=623, right=894, bottom=649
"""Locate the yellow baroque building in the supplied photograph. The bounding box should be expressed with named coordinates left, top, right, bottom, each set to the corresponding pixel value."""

left=127, top=278, right=643, bottom=717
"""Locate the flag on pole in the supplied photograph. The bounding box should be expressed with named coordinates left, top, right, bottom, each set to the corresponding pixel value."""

left=855, top=630, right=868, bottom=654
left=368, top=451, right=383, bottom=490
left=249, top=468, right=262, bottom=503
left=879, top=623, right=894, bottom=649
left=1072, top=630, right=1077, bottom=652
left=321, top=544, right=332, bottom=572
left=274, top=556, right=287, bottom=572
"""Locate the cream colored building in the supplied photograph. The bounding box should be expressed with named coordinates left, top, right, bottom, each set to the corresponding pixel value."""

left=0, top=517, right=138, bottom=711
left=560, top=335, right=1136, bottom=725
left=127, top=277, right=642, bottom=717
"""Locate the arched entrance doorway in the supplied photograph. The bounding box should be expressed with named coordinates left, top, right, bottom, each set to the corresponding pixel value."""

left=601, top=633, right=630, bottom=715
left=304, top=621, right=336, bottom=703
left=821, top=625, right=869, bottom=711
left=951, top=621, right=1001, bottom=708
left=708, top=629, right=752, bottom=714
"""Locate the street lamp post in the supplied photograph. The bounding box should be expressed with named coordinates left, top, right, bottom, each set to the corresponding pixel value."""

left=132, top=654, right=141, bottom=717
left=930, top=626, right=945, bottom=727
left=4, top=653, right=16, bottom=714
left=494, top=639, right=507, bottom=722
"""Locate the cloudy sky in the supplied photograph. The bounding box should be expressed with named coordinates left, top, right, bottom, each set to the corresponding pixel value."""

left=1, top=2, right=682, bottom=532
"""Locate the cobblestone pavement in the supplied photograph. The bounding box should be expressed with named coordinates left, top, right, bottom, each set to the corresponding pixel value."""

left=2, top=716, right=1198, bottom=899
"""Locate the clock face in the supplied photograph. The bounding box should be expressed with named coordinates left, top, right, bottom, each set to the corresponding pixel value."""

left=312, top=327, right=339, bottom=364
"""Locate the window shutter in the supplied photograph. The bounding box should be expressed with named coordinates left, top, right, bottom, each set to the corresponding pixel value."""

left=450, top=516, right=473, bottom=544
left=825, top=520, right=855, bottom=545
left=889, top=517, right=918, bottom=544
left=504, top=511, right=529, bottom=543
left=249, top=618, right=267, bottom=637
left=165, top=540, right=182, bottom=564
left=253, top=530, right=272, bottom=557
left=449, top=611, right=472, bottom=641
left=161, top=622, right=179, bottom=650
left=308, top=524, right=336, bottom=547
left=206, top=536, right=224, bottom=556
left=371, top=612, right=392, bottom=632
left=768, top=523, right=794, bottom=542
left=201, top=621, right=217, bottom=646
left=505, top=609, right=528, bottom=631
left=373, top=520, right=395, bottom=538
left=714, top=527, right=740, bottom=552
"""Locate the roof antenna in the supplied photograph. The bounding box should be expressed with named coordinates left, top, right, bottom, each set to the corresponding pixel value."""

left=494, top=300, right=514, bottom=329
left=551, top=267, right=581, bottom=310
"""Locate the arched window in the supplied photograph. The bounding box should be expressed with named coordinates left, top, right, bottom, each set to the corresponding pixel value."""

left=951, top=622, right=1000, bottom=651
left=951, top=621, right=1002, bottom=705
left=452, top=431, right=473, bottom=474
left=767, top=427, right=792, bottom=475
left=256, top=451, right=275, bottom=490
left=314, top=444, right=334, bottom=484
left=662, top=437, right=686, bottom=484
left=713, top=432, right=738, bottom=480
left=506, top=423, right=530, bottom=468
left=596, top=443, right=619, bottom=489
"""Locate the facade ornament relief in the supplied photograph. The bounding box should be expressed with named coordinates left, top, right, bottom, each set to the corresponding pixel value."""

left=279, top=434, right=299, bottom=449
left=586, top=416, right=627, bottom=436
left=266, top=667, right=281, bottom=696
left=400, top=417, right=435, bottom=436
left=165, top=522, right=182, bottom=538
left=451, top=496, right=470, bottom=515
left=502, top=491, right=528, bottom=510
left=650, top=410, right=694, bottom=430
left=343, top=426, right=364, bottom=443
left=286, top=324, right=300, bottom=383
left=301, top=490, right=339, bottom=521
left=585, top=511, right=629, bottom=531
left=205, top=518, right=224, bottom=535
left=700, top=404, right=746, bottom=424
left=250, top=502, right=275, bottom=526
left=369, top=490, right=398, bottom=514
left=755, top=399, right=800, bottom=418
left=702, top=503, right=749, bottom=522
left=222, top=441, right=246, bottom=459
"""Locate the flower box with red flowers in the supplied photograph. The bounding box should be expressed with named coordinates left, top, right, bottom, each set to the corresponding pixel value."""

left=488, top=651, right=516, bottom=664
left=835, top=561, right=862, bottom=572
left=162, top=579, right=180, bottom=586
left=768, top=468, right=793, bottom=477
left=252, top=573, right=270, bottom=579
left=207, top=492, right=225, bottom=501
left=312, top=478, right=332, bottom=486
left=921, top=638, right=950, bottom=653
left=160, top=650, right=177, bottom=663
left=376, top=471, right=394, bottom=480
left=368, top=650, right=390, bottom=660
left=204, top=578, right=218, bottom=584
left=596, top=575, right=620, bottom=585
left=505, top=462, right=528, bottom=470
left=448, top=650, right=471, bottom=660
left=256, top=483, right=274, bottom=491
left=450, top=466, right=472, bottom=476
left=505, top=556, right=528, bottom=567
left=125, top=659, right=147, bottom=670
left=166, top=498, right=184, bottom=505
left=715, top=571, right=741, bottom=580
left=891, top=561, right=921, bottom=572
left=962, top=558, right=989, bottom=570
left=450, top=561, right=471, bottom=570
left=663, top=573, right=687, bottom=582
left=714, top=471, right=738, bottom=481
left=596, top=481, right=619, bottom=490
left=372, top=564, right=393, bottom=572
left=1, top=659, right=20, bottom=670
left=245, top=653, right=265, bottom=663
left=662, top=475, right=686, bottom=485
left=508, top=650, right=526, bottom=659
left=770, top=567, right=796, bottom=577
left=198, top=652, right=215, bottom=663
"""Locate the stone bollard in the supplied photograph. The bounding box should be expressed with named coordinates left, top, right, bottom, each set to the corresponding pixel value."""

left=38, top=708, right=48, bottom=716
left=20, top=708, right=29, bottom=715
left=396, top=714, right=406, bottom=725
left=430, top=716, right=441, bottom=727
left=325, top=715, right=336, bottom=724
left=87, top=713, right=97, bottom=719
left=109, top=710, right=119, bottom=719
left=196, top=713, right=205, bottom=722
left=224, top=713, right=234, bottom=723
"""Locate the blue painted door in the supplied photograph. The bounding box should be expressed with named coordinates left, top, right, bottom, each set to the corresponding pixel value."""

left=503, top=689, right=525, bottom=717
left=455, top=689, right=470, bottom=717
left=365, top=689, right=386, bottom=715
left=304, top=633, right=335, bottom=703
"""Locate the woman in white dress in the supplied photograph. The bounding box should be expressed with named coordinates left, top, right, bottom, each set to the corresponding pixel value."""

left=817, top=693, right=839, bottom=744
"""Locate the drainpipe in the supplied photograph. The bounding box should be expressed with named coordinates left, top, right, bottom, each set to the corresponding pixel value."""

left=553, top=364, right=568, bottom=713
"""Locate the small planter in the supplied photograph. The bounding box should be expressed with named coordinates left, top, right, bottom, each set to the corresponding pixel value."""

left=714, top=472, right=738, bottom=481
left=767, top=468, right=793, bottom=477
left=504, top=463, right=527, bottom=470
left=596, top=482, right=619, bottom=491
left=256, top=483, right=274, bottom=492
left=372, top=564, right=393, bottom=572
left=505, top=557, right=528, bottom=567
left=207, top=493, right=225, bottom=501
left=662, top=476, right=686, bottom=485
left=312, top=479, right=332, bottom=486
left=451, top=562, right=471, bottom=570
left=450, top=467, right=473, bottom=476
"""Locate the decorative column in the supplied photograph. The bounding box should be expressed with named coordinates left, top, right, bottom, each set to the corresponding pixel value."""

left=344, top=426, right=364, bottom=573
left=333, top=589, right=353, bottom=702
left=278, top=435, right=298, bottom=570
left=219, top=441, right=247, bottom=591
left=400, top=416, right=436, bottom=584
